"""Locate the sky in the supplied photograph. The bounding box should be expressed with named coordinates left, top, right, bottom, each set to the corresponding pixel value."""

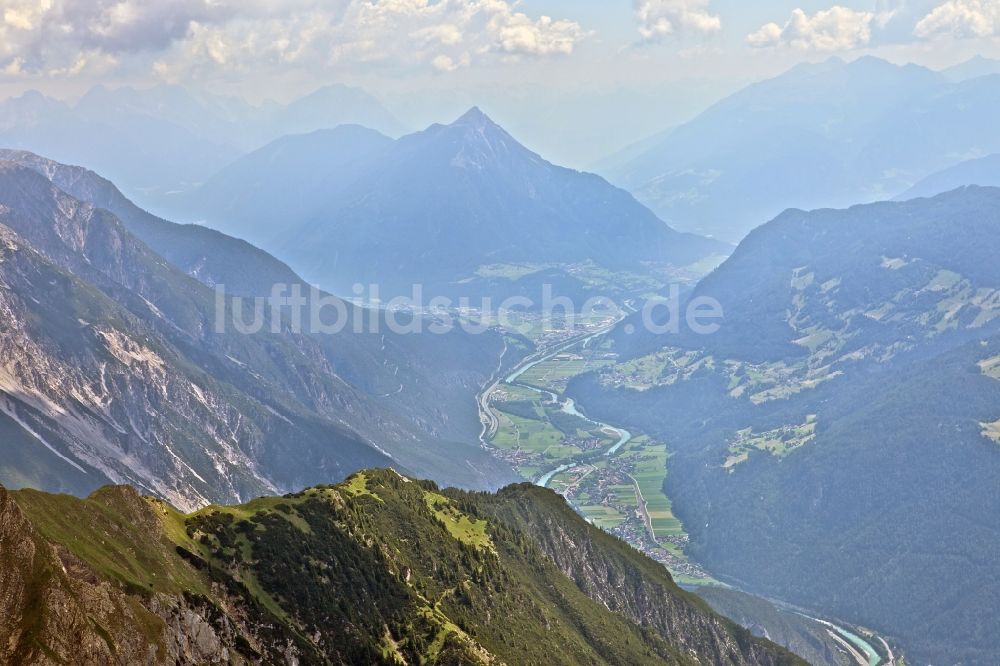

left=2, top=0, right=1000, bottom=164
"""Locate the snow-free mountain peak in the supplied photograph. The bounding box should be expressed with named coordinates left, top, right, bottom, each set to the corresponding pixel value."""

left=178, top=109, right=729, bottom=298
left=452, top=105, right=495, bottom=128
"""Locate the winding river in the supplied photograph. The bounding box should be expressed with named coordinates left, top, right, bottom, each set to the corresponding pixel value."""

left=487, top=324, right=633, bottom=487
left=800, top=615, right=884, bottom=666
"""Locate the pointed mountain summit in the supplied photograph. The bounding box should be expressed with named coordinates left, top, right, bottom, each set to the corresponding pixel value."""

left=446, top=106, right=516, bottom=139
left=442, top=106, right=525, bottom=153
left=453, top=105, right=492, bottom=126
left=183, top=109, right=728, bottom=299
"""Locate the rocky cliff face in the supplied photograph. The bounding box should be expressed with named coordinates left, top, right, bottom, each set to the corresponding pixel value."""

left=485, top=485, right=796, bottom=666
left=0, top=212, right=393, bottom=509
left=0, top=474, right=803, bottom=666
left=1, top=485, right=165, bottom=665
left=0, top=148, right=308, bottom=296
left=0, top=159, right=516, bottom=508
left=0, top=484, right=323, bottom=665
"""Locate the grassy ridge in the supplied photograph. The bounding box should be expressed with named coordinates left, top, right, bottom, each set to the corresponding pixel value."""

left=8, top=471, right=798, bottom=665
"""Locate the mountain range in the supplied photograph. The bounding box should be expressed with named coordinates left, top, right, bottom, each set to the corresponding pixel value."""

left=601, top=56, right=1000, bottom=241
left=5, top=59, right=999, bottom=664
left=568, top=186, right=1000, bottom=664
left=0, top=152, right=519, bottom=510
left=171, top=107, right=729, bottom=300
left=0, top=470, right=800, bottom=665
left=0, top=132, right=817, bottom=666
left=941, top=55, right=1000, bottom=82
left=0, top=84, right=405, bottom=207
left=898, top=154, right=1000, bottom=200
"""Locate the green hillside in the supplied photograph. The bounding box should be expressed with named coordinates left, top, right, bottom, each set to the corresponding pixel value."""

left=569, top=187, right=1000, bottom=665
left=1, top=471, right=801, bottom=665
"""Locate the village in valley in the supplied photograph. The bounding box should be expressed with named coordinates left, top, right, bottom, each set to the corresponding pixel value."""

left=482, top=324, right=714, bottom=585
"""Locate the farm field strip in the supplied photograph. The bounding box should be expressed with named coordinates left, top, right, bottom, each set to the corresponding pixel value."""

left=485, top=343, right=712, bottom=582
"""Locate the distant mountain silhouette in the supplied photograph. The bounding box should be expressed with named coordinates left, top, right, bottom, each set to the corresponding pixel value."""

left=181, top=107, right=729, bottom=299
left=0, top=153, right=520, bottom=503
left=898, top=153, right=1000, bottom=200
left=0, top=84, right=405, bottom=207
left=601, top=56, right=1000, bottom=241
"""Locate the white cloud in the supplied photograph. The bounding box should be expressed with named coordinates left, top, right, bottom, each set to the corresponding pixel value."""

left=431, top=51, right=471, bottom=72
left=490, top=12, right=585, bottom=56
left=633, top=0, right=721, bottom=41
left=432, top=54, right=459, bottom=71
left=0, top=0, right=588, bottom=80
left=411, top=24, right=465, bottom=48
left=747, top=6, right=880, bottom=51
left=914, top=0, right=1000, bottom=39
left=0, top=0, right=237, bottom=78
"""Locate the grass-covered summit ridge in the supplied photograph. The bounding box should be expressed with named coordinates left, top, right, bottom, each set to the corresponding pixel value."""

left=2, top=471, right=801, bottom=665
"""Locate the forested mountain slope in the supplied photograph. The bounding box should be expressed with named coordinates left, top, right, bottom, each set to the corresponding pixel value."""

left=0, top=472, right=802, bottom=665
left=569, top=187, right=1000, bottom=664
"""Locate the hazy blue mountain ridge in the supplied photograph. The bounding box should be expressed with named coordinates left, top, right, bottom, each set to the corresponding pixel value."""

left=604, top=56, right=1000, bottom=241
left=181, top=107, right=729, bottom=299
left=0, top=158, right=520, bottom=508
left=898, top=155, right=1000, bottom=200
left=0, top=84, right=405, bottom=207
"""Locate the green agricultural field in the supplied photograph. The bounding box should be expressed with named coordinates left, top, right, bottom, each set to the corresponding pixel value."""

left=792, top=326, right=836, bottom=353
left=493, top=412, right=580, bottom=458
left=980, top=355, right=1000, bottom=381
left=499, top=384, right=547, bottom=401
left=496, top=399, right=545, bottom=420
left=747, top=370, right=842, bottom=404
left=563, top=260, right=666, bottom=294
left=519, top=357, right=614, bottom=391
left=475, top=262, right=550, bottom=280
left=544, top=406, right=616, bottom=442
left=926, top=268, right=963, bottom=291
left=981, top=419, right=1000, bottom=444
left=623, top=438, right=684, bottom=539
left=610, top=483, right=639, bottom=508
left=679, top=253, right=729, bottom=276
left=610, top=350, right=713, bottom=391
left=724, top=416, right=817, bottom=469
left=580, top=504, right=626, bottom=530
left=723, top=359, right=842, bottom=404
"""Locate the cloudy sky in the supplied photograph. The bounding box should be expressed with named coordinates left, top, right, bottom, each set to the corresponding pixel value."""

left=2, top=1, right=999, bottom=163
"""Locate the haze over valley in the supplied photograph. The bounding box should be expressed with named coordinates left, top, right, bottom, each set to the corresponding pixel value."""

left=1, top=2, right=1000, bottom=664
